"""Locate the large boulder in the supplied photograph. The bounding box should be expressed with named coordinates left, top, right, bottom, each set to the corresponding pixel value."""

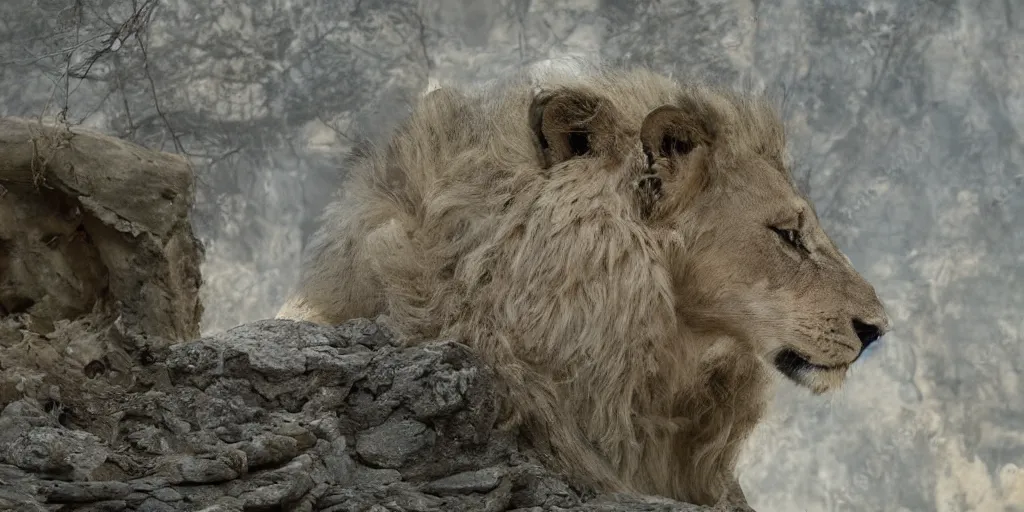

left=0, top=117, right=203, bottom=408
left=0, top=318, right=732, bottom=511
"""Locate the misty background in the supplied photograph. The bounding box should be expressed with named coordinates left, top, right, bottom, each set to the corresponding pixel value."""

left=1, top=0, right=1021, bottom=510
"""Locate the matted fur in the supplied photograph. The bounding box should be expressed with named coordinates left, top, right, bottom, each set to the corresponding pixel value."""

left=277, top=63, right=890, bottom=506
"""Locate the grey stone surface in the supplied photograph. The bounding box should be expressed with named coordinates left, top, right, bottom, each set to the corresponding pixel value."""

left=0, top=318, right=724, bottom=511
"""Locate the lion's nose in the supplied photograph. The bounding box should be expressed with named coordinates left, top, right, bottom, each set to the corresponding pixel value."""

left=852, top=318, right=882, bottom=350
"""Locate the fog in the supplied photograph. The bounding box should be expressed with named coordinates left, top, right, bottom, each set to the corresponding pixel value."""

left=1, top=1, right=1022, bottom=510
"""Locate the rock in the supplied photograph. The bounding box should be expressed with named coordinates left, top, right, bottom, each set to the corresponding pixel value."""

left=154, top=452, right=246, bottom=484
left=0, top=317, right=728, bottom=511
left=39, top=480, right=133, bottom=503
left=149, top=487, right=182, bottom=502
left=423, top=467, right=505, bottom=496
left=355, top=419, right=433, bottom=469
left=234, top=432, right=300, bottom=468
left=0, top=408, right=111, bottom=480
left=0, top=117, right=202, bottom=339
left=0, top=116, right=203, bottom=427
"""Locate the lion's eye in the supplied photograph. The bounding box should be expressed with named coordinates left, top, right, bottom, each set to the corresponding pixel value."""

left=771, top=226, right=804, bottom=251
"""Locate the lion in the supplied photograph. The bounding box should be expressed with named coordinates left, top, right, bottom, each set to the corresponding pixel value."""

left=276, top=63, right=891, bottom=507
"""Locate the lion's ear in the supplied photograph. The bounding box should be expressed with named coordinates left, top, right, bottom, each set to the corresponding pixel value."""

left=529, top=88, right=616, bottom=168
left=635, top=103, right=717, bottom=218
left=639, top=103, right=716, bottom=167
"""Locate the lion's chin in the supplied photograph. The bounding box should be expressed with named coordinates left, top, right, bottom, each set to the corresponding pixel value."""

left=772, top=348, right=849, bottom=395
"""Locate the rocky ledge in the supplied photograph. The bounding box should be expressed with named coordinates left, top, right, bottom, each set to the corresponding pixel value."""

left=0, top=318, right=733, bottom=511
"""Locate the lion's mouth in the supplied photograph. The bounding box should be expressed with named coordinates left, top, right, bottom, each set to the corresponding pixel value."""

left=772, top=348, right=847, bottom=387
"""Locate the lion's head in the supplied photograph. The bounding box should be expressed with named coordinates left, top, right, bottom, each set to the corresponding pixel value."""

left=526, top=73, right=891, bottom=395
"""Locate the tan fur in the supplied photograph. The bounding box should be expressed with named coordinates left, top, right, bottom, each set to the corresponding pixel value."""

left=277, top=64, right=891, bottom=506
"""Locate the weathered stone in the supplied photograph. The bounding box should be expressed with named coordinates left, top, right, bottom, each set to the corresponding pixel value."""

left=150, top=487, right=182, bottom=502
left=355, top=419, right=433, bottom=469
left=39, top=480, right=132, bottom=503
left=0, top=117, right=203, bottom=409
left=74, top=500, right=129, bottom=511
left=154, top=452, right=245, bottom=484
left=235, top=433, right=299, bottom=469
left=349, top=467, right=403, bottom=487
left=422, top=467, right=505, bottom=495
left=137, top=498, right=180, bottom=512
left=0, top=413, right=110, bottom=480
left=507, top=463, right=586, bottom=510
left=0, top=315, right=723, bottom=511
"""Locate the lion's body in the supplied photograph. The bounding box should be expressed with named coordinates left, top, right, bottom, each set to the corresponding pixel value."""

left=278, top=63, right=889, bottom=506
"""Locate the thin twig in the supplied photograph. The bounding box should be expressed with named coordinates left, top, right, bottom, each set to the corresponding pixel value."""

left=132, top=4, right=184, bottom=153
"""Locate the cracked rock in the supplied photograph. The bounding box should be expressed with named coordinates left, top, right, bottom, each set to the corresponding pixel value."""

left=0, top=318, right=732, bottom=511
